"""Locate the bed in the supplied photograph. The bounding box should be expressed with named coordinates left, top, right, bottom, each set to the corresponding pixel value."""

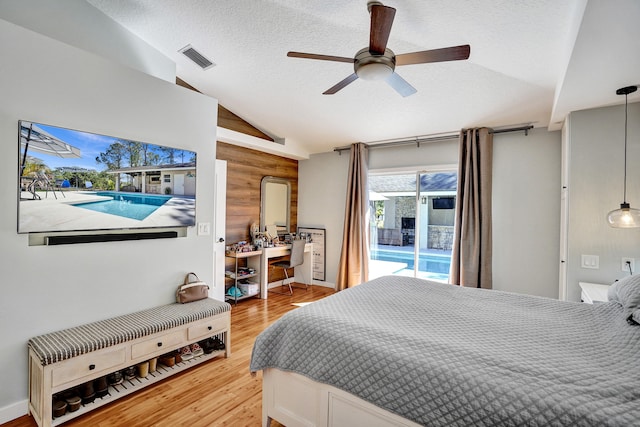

left=250, top=275, right=640, bottom=427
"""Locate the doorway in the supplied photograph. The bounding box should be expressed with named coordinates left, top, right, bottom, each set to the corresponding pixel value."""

left=173, top=173, right=185, bottom=195
left=369, top=170, right=457, bottom=281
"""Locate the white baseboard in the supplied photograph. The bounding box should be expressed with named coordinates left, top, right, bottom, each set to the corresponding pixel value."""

left=266, top=280, right=335, bottom=290
left=312, top=280, right=335, bottom=288
left=267, top=279, right=286, bottom=289
left=267, top=280, right=336, bottom=289
left=0, top=399, right=28, bottom=424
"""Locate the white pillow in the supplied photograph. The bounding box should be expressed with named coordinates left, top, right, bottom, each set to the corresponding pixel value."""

left=608, top=274, right=640, bottom=324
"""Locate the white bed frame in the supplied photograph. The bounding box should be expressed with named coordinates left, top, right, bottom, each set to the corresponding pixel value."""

left=262, top=368, right=422, bottom=427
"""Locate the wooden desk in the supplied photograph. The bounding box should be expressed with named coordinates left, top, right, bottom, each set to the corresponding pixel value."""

left=260, top=243, right=313, bottom=299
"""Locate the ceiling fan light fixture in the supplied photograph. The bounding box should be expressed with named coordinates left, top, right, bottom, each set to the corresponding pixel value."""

left=354, top=47, right=395, bottom=81
left=608, top=85, right=639, bottom=228
left=356, top=62, right=393, bottom=80
left=286, top=2, right=470, bottom=96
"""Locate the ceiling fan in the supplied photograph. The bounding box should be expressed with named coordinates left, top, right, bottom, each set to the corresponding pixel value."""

left=287, top=1, right=470, bottom=97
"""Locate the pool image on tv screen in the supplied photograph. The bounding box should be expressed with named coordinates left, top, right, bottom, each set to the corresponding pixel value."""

left=18, top=120, right=197, bottom=234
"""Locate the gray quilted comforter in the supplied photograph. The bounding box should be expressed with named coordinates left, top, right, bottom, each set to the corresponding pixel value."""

left=250, top=276, right=640, bottom=426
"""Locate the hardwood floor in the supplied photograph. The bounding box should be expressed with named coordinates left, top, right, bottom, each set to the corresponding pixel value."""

left=3, top=285, right=335, bottom=427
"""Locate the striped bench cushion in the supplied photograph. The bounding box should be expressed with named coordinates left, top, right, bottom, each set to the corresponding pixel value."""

left=29, top=298, right=231, bottom=366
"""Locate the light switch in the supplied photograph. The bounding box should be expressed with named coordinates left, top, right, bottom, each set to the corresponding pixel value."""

left=197, top=222, right=211, bottom=236
left=581, top=254, right=599, bottom=269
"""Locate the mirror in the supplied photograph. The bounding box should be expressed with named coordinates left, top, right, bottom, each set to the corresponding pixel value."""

left=260, top=176, right=291, bottom=237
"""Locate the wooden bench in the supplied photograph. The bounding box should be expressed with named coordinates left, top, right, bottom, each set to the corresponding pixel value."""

left=28, top=298, right=231, bottom=427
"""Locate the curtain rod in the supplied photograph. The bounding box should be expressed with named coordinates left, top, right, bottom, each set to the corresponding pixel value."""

left=333, top=125, right=534, bottom=153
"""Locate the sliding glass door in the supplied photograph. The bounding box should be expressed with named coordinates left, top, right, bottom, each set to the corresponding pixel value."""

left=369, top=170, right=456, bottom=281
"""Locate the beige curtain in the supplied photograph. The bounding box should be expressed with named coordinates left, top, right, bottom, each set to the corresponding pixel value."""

left=336, top=143, right=369, bottom=290
left=450, top=128, right=493, bottom=289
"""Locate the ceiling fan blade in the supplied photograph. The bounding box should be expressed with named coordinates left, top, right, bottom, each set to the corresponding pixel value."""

left=287, top=51, right=354, bottom=63
left=323, top=73, right=359, bottom=95
left=369, top=5, right=396, bottom=55
left=395, top=44, right=471, bottom=66
left=386, top=72, right=417, bottom=97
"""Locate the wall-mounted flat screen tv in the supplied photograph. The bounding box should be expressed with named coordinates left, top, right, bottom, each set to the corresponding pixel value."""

left=432, top=197, right=455, bottom=210
left=18, top=120, right=197, bottom=234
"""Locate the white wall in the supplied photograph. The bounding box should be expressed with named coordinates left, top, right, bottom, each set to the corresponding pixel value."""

left=0, top=18, right=218, bottom=420
left=369, top=140, right=459, bottom=170
left=298, top=151, right=350, bottom=286
left=564, top=102, right=640, bottom=301
left=492, top=128, right=561, bottom=298
left=0, top=0, right=175, bottom=82
left=298, top=130, right=562, bottom=298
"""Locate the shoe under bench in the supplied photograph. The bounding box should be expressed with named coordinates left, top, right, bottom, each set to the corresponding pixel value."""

left=27, top=298, right=231, bottom=427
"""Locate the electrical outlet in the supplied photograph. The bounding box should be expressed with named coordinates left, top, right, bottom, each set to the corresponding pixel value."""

left=621, top=257, right=635, bottom=273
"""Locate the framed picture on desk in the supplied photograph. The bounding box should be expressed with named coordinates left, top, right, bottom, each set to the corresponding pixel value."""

left=298, top=227, right=326, bottom=281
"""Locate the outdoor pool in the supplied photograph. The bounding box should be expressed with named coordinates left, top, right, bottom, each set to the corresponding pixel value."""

left=371, top=248, right=451, bottom=280
left=75, top=192, right=171, bottom=220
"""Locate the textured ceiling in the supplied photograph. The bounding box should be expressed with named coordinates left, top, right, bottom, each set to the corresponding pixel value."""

left=87, top=0, right=640, bottom=156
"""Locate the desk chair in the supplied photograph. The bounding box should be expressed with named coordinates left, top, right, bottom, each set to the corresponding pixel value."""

left=269, top=239, right=307, bottom=295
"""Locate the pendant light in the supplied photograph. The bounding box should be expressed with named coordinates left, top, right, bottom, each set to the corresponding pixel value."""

left=607, top=85, right=639, bottom=228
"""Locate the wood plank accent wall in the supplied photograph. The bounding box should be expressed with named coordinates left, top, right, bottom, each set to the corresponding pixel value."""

left=217, top=142, right=298, bottom=244
left=176, top=77, right=274, bottom=142
left=217, top=142, right=298, bottom=283
left=174, top=77, right=297, bottom=284
left=218, top=106, right=274, bottom=142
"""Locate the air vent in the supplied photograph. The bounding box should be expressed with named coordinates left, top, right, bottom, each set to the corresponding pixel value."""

left=179, top=45, right=215, bottom=70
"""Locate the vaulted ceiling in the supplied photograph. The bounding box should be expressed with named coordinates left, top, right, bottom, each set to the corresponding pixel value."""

left=87, top=0, right=640, bottom=156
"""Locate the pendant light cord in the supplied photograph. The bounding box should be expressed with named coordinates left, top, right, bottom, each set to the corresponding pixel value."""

left=623, top=92, right=629, bottom=203
left=607, top=85, right=638, bottom=227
